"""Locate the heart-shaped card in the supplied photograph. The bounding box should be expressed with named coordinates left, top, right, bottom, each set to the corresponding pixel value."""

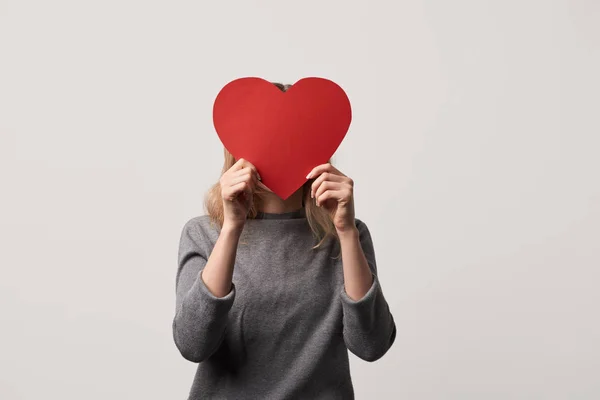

left=213, top=77, right=352, bottom=200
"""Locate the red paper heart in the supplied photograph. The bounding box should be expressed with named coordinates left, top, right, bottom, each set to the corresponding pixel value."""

left=213, top=77, right=352, bottom=200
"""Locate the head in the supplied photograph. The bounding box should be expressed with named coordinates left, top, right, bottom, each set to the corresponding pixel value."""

left=205, top=81, right=338, bottom=249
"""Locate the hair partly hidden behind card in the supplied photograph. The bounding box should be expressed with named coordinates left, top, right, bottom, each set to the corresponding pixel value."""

left=205, top=81, right=340, bottom=250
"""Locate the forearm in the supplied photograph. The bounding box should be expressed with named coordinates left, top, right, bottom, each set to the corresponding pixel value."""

left=338, top=221, right=397, bottom=362
left=201, top=223, right=243, bottom=298
left=338, top=226, right=374, bottom=301
left=173, top=220, right=242, bottom=362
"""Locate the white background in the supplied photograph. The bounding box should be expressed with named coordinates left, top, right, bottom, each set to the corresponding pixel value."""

left=1, top=1, right=599, bottom=399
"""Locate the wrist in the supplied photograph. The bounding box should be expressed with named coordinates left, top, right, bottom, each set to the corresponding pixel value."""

left=336, top=225, right=359, bottom=241
left=221, top=221, right=244, bottom=237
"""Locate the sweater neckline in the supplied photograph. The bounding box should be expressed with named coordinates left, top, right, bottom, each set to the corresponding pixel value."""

left=253, top=208, right=306, bottom=220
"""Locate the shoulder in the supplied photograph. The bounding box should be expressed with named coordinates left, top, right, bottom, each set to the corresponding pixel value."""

left=182, top=214, right=212, bottom=230
left=354, top=217, right=367, bottom=229
left=180, top=215, right=220, bottom=245
left=353, top=217, right=376, bottom=248
left=354, top=217, right=371, bottom=237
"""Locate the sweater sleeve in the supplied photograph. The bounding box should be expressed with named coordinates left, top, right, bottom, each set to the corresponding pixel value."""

left=172, top=218, right=236, bottom=363
left=339, top=219, right=397, bottom=362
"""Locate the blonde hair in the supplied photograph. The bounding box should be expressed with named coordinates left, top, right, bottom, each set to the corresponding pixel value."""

left=205, top=82, right=339, bottom=249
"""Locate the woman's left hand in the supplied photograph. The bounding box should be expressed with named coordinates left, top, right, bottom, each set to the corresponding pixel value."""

left=307, top=163, right=356, bottom=233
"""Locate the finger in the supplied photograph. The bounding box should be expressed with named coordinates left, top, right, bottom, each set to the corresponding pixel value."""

left=244, top=164, right=260, bottom=183
left=222, top=182, right=241, bottom=201
left=235, top=183, right=256, bottom=207
left=315, top=189, right=344, bottom=207
left=239, top=159, right=258, bottom=175
left=311, top=172, right=346, bottom=198
left=232, top=165, right=252, bottom=174
left=229, top=171, right=253, bottom=186
left=230, top=157, right=247, bottom=172
left=227, top=180, right=252, bottom=199
left=231, top=167, right=260, bottom=188
left=306, top=163, right=344, bottom=180
left=231, top=158, right=258, bottom=175
left=317, top=188, right=353, bottom=208
left=314, top=182, right=343, bottom=205
left=231, top=166, right=255, bottom=180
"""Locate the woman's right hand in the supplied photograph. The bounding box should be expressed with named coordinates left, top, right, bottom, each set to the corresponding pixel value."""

left=220, top=158, right=259, bottom=230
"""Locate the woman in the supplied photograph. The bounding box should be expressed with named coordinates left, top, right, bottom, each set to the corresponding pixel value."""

left=173, top=83, right=397, bottom=399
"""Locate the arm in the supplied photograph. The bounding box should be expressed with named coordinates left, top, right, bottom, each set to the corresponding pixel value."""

left=306, top=162, right=397, bottom=362
left=338, top=219, right=397, bottom=362
left=172, top=218, right=242, bottom=363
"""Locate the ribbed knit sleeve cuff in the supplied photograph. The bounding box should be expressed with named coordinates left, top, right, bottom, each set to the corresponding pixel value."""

left=196, top=273, right=236, bottom=307
left=339, top=273, right=396, bottom=361
left=173, top=273, right=236, bottom=362
left=339, top=272, right=379, bottom=330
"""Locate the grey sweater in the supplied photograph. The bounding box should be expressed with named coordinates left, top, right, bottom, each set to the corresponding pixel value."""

left=172, top=208, right=396, bottom=399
